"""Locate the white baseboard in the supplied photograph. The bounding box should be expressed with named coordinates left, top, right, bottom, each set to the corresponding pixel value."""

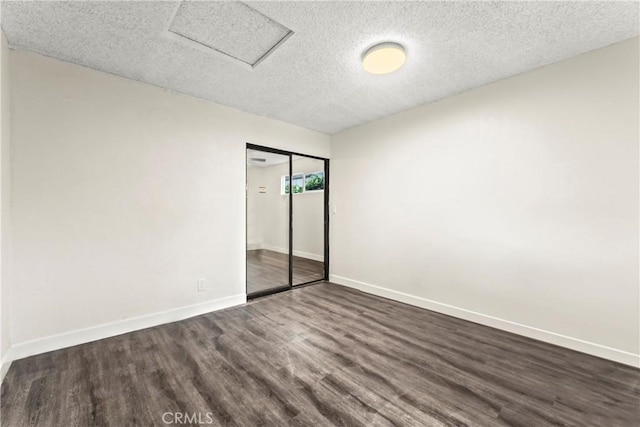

left=5, top=293, right=246, bottom=367
left=292, top=249, right=324, bottom=262
left=253, top=244, right=324, bottom=262
left=330, top=274, right=640, bottom=368
left=0, top=357, right=11, bottom=382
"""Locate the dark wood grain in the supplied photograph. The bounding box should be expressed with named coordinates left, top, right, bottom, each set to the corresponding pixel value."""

left=2, top=282, right=638, bottom=426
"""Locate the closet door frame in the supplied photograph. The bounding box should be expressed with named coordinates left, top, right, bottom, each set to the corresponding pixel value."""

left=246, top=143, right=329, bottom=299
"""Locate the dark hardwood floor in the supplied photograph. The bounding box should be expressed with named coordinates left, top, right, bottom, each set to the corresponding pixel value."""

left=247, top=249, right=324, bottom=294
left=2, top=282, right=638, bottom=426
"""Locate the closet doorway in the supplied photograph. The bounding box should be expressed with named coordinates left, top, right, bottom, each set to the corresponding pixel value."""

left=246, top=144, right=329, bottom=298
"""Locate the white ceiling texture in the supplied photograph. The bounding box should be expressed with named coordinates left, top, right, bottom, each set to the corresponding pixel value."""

left=1, top=1, right=638, bottom=134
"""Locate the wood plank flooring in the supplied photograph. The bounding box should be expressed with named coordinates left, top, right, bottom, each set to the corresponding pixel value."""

left=247, top=249, right=324, bottom=294
left=2, top=282, right=639, bottom=426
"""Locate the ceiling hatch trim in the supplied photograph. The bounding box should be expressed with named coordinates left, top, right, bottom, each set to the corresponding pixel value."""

left=164, top=0, right=293, bottom=70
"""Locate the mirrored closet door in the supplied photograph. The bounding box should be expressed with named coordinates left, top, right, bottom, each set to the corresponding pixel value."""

left=246, top=144, right=328, bottom=298
left=246, top=148, right=291, bottom=296
left=292, top=156, right=326, bottom=285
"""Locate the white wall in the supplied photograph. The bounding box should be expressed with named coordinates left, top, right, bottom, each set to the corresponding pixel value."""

left=0, top=30, right=11, bottom=380
left=9, top=50, right=330, bottom=357
left=246, top=165, right=266, bottom=249
left=247, top=158, right=325, bottom=260
left=330, top=37, right=639, bottom=366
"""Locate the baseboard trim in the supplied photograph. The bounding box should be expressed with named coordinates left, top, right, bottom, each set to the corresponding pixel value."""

left=292, top=249, right=324, bottom=262
left=329, top=274, right=640, bottom=368
left=1, top=356, right=11, bottom=382
left=257, top=244, right=324, bottom=262
left=6, top=293, right=246, bottom=365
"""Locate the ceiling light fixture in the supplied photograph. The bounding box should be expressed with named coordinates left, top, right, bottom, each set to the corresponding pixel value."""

left=362, top=42, right=406, bottom=75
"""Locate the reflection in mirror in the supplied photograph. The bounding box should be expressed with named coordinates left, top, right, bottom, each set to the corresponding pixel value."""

left=246, top=149, right=290, bottom=294
left=292, top=156, right=325, bottom=285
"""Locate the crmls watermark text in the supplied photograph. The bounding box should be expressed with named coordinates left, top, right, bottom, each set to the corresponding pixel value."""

left=162, top=412, right=215, bottom=425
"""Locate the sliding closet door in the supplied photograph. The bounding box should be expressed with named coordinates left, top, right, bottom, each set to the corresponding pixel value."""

left=246, top=148, right=291, bottom=296
left=291, top=156, right=326, bottom=285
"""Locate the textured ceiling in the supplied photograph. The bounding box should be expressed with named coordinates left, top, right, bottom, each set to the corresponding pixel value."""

left=169, top=1, right=292, bottom=67
left=1, top=1, right=638, bottom=134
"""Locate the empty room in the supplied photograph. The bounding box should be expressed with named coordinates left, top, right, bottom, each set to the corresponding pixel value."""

left=0, top=1, right=638, bottom=426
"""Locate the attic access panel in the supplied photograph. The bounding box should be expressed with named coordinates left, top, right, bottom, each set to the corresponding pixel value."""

left=168, top=1, right=293, bottom=68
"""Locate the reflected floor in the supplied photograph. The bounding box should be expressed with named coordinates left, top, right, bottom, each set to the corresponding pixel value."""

left=247, top=249, right=324, bottom=294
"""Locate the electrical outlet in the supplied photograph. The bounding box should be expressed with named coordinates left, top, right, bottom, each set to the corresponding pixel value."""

left=197, top=278, right=206, bottom=292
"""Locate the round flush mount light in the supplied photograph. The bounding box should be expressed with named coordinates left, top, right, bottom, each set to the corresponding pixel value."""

left=362, top=42, right=406, bottom=75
